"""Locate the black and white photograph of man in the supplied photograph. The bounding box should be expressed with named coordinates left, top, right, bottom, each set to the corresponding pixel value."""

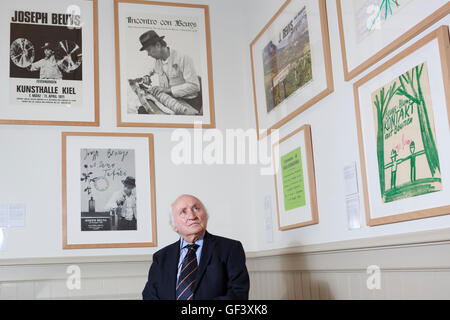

left=104, top=176, right=137, bottom=231
left=127, top=30, right=203, bottom=116
left=27, top=42, right=64, bottom=79
left=80, top=148, right=137, bottom=232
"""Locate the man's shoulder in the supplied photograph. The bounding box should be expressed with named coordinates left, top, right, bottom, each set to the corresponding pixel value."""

left=153, top=239, right=179, bottom=258
left=207, top=232, right=242, bottom=248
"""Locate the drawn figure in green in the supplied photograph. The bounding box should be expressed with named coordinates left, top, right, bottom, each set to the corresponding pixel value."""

left=390, top=149, right=398, bottom=190
left=409, top=141, right=416, bottom=182
left=372, top=62, right=442, bottom=203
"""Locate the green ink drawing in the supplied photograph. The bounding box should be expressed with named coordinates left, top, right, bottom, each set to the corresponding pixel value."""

left=368, top=0, right=400, bottom=31
left=281, top=147, right=306, bottom=211
left=371, top=62, right=442, bottom=203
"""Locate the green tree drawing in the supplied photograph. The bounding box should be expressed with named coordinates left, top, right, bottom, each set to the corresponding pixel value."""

left=369, top=0, right=400, bottom=31
left=373, top=82, right=398, bottom=194
left=396, top=63, right=441, bottom=176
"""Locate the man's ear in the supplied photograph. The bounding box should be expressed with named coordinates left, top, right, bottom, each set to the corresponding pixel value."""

left=170, top=221, right=178, bottom=233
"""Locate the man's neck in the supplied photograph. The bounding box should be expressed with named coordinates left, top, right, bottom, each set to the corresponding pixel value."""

left=182, top=231, right=205, bottom=244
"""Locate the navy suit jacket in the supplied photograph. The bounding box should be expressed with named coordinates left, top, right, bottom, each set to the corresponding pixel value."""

left=142, top=231, right=250, bottom=300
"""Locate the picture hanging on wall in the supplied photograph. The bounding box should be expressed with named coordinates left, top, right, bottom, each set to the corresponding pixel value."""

left=114, top=0, right=215, bottom=128
left=62, top=132, right=157, bottom=249
left=336, top=0, right=450, bottom=81
left=354, top=26, right=450, bottom=226
left=0, top=0, right=99, bottom=126
left=272, top=124, right=319, bottom=231
left=250, top=0, right=333, bottom=140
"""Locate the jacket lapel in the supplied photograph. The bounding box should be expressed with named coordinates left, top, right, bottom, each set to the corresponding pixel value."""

left=193, top=231, right=216, bottom=293
left=168, top=239, right=180, bottom=300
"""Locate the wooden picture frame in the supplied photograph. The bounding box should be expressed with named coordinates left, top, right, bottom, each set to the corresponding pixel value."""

left=354, top=26, right=450, bottom=226
left=337, top=0, right=450, bottom=81
left=0, top=0, right=99, bottom=126
left=62, top=132, right=157, bottom=249
left=114, top=0, right=215, bottom=128
left=272, top=124, right=319, bottom=230
left=250, top=0, right=333, bottom=140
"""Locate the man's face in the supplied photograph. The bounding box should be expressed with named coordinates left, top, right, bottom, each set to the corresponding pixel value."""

left=145, top=43, right=162, bottom=60
left=44, top=48, right=53, bottom=58
left=124, top=185, right=134, bottom=196
left=171, top=195, right=208, bottom=239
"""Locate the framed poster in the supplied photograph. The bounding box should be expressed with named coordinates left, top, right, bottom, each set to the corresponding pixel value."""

left=250, top=0, right=333, bottom=140
left=337, top=0, right=450, bottom=81
left=62, top=132, right=157, bottom=249
left=354, top=26, right=450, bottom=226
left=0, top=0, right=99, bottom=126
left=114, top=0, right=215, bottom=128
left=272, top=124, right=318, bottom=230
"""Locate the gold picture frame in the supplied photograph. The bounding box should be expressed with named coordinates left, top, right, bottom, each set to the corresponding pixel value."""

left=336, top=0, right=450, bottom=81
left=62, top=132, right=157, bottom=249
left=272, top=124, right=319, bottom=231
left=0, top=0, right=99, bottom=126
left=250, top=0, right=333, bottom=140
left=354, top=26, right=450, bottom=226
left=114, top=0, right=215, bottom=128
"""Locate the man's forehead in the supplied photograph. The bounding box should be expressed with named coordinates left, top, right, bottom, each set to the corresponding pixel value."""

left=173, top=195, right=201, bottom=209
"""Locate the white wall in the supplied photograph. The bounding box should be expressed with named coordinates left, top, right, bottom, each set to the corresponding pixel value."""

left=1, top=0, right=449, bottom=263
left=242, top=0, right=450, bottom=252
left=0, top=0, right=256, bottom=259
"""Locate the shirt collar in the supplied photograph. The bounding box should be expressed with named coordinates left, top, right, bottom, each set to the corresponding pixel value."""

left=180, top=232, right=205, bottom=249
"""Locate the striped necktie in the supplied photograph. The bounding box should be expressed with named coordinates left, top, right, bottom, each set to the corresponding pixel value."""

left=176, top=244, right=199, bottom=300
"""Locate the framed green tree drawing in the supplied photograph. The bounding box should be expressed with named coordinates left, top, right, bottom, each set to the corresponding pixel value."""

left=336, top=0, right=449, bottom=81
left=354, top=26, right=450, bottom=226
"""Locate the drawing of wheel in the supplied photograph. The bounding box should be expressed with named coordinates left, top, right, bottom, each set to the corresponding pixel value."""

left=10, top=38, right=35, bottom=68
left=55, top=40, right=82, bottom=73
left=94, top=176, right=109, bottom=192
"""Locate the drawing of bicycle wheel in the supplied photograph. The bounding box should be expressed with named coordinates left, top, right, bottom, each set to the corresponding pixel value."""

left=94, top=176, right=110, bottom=192
left=10, top=38, right=35, bottom=68
left=55, top=40, right=82, bottom=73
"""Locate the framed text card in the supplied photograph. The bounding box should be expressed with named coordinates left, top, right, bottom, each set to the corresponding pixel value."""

left=272, top=124, right=319, bottom=230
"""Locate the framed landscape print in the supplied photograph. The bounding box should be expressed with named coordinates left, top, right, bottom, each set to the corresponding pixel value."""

left=251, top=0, right=333, bottom=140
left=337, top=0, right=450, bottom=81
left=354, top=26, right=450, bottom=226
left=272, top=124, right=318, bottom=230
left=114, top=0, right=215, bottom=128
left=62, top=132, right=157, bottom=249
left=0, top=0, right=99, bottom=126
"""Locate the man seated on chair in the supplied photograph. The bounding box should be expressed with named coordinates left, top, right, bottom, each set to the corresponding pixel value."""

left=142, top=194, right=249, bottom=300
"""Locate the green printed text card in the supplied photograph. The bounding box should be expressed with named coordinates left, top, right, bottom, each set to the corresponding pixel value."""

left=281, top=147, right=306, bottom=211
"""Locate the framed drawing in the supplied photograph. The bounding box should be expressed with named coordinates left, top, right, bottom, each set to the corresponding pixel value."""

left=337, top=0, right=450, bottom=81
left=62, top=132, right=157, bottom=249
left=354, top=26, right=450, bottom=226
left=272, top=124, right=318, bottom=230
left=114, top=0, right=215, bottom=128
left=0, top=0, right=99, bottom=126
left=250, top=0, right=333, bottom=140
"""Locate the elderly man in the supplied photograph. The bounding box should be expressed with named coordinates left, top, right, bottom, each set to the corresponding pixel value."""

left=142, top=194, right=249, bottom=300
